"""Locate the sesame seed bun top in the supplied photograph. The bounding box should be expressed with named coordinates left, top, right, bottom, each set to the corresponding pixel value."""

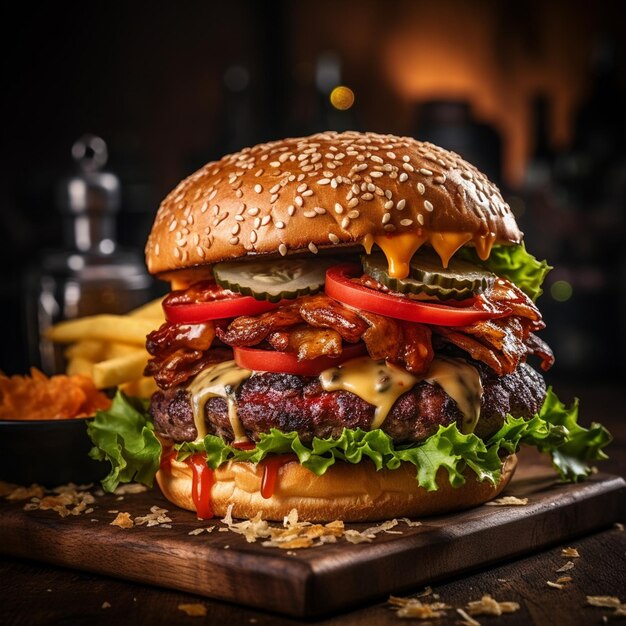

left=145, top=131, right=522, bottom=276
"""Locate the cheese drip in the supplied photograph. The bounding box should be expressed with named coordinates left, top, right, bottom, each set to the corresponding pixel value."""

left=187, top=360, right=252, bottom=443
left=424, top=357, right=482, bottom=434
left=369, top=230, right=497, bottom=278
left=320, top=358, right=419, bottom=429
left=319, top=356, right=482, bottom=433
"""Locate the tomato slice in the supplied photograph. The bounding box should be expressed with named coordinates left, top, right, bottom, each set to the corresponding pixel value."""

left=233, top=342, right=367, bottom=376
left=325, top=264, right=508, bottom=326
left=163, top=283, right=281, bottom=323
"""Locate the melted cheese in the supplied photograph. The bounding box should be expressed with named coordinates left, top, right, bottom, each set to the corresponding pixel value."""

left=473, top=232, right=496, bottom=261
left=320, top=357, right=419, bottom=429
left=429, top=231, right=473, bottom=268
left=319, top=356, right=483, bottom=433
left=373, top=231, right=428, bottom=279
left=424, top=357, right=482, bottom=434
left=187, top=360, right=252, bottom=442
left=362, top=233, right=375, bottom=254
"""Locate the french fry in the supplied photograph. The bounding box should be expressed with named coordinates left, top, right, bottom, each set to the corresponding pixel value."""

left=104, top=343, right=146, bottom=359
left=64, top=339, right=107, bottom=361
left=47, top=315, right=157, bottom=346
left=65, top=356, right=95, bottom=378
left=91, top=350, right=150, bottom=389
left=119, top=377, right=159, bottom=398
left=129, top=297, right=165, bottom=321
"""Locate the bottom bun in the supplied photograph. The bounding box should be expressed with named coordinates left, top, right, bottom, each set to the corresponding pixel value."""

left=156, top=454, right=517, bottom=522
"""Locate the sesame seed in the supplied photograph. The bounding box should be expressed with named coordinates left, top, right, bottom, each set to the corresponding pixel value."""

left=192, top=233, right=199, bottom=245
left=295, top=196, right=303, bottom=207
left=228, top=174, right=237, bottom=184
left=303, top=210, right=316, bottom=218
left=302, top=189, right=313, bottom=197
left=424, top=200, right=434, bottom=212
left=361, top=193, right=374, bottom=201
left=275, top=221, right=285, bottom=229
left=396, top=199, right=406, bottom=210
left=419, top=168, right=433, bottom=176
left=370, top=171, right=384, bottom=178
left=402, top=155, right=410, bottom=162
left=347, top=198, right=359, bottom=208
left=247, top=207, right=260, bottom=216
left=400, top=218, right=413, bottom=226
left=354, top=163, right=368, bottom=172
left=371, top=155, right=383, bottom=164
left=386, top=151, right=396, bottom=159
left=384, top=223, right=396, bottom=232
left=261, top=215, right=271, bottom=226
left=197, top=247, right=205, bottom=258
left=434, top=175, right=446, bottom=184
left=317, top=178, right=330, bottom=185
left=270, top=194, right=279, bottom=203
left=279, top=243, right=288, bottom=256
left=254, top=184, right=263, bottom=193
left=403, top=163, right=414, bottom=172
left=348, top=210, right=360, bottom=219
left=417, top=182, right=426, bottom=195
left=231, top=224, right=240, bottom=235
left=209, top=189, right=217, bottom=200
left=254, top=217, right=261, bottom=228
left=351, top=183, right=360, bottom=194
left=235, top=215, right=244, bottom=222
left=329, top=233, right=340, bottom=244
left=250, top=231, right=258, bottom=243
left=399, top=173, right=409, bottom=182
left=330, top=179, right=338, bottom=189
left=287, top=205, right=295, bottom=216
left=417, top=214, right=425, bottom=225
left=269, top=161, right=280, bottom=168
left=367, top=183, right=376, bottom=192
left=269, top=183, right=280, bottom=194
left=382, top=213, right=391, bottom=224
left=297, top=183, right=307, bottom=193
left=334, top=202, right=344, bottom=214
left=314, top=206, right=326, bottom=214
left=384, top=200, right=393, bottom=210
left=229, top=236, right=239, bottom=245
left=200, top=202, right=209, bottom=214
left=308, top=242, right=318, bottom=254
left=341, top=217, right=351, bottom=229
left=154, top=243, right=160, bottom=256
left=168, top=221, right=177, bottom=232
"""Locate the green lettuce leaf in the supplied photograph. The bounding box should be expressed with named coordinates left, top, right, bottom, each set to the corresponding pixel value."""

left=458, top=243, right=551, bottom=301
left=89, top=388, right=611, bottom=493
left=87, top=391, right=161, bottom=492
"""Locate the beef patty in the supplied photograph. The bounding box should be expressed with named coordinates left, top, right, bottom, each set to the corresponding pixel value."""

left=150, top=361, right=546, bottom=445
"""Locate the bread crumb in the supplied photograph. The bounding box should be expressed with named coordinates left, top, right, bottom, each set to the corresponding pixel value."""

left=114, top=483, right=148, bottom=495
left=466, top=594, right=520, bottom=616
left=101, top=601, right=111, bottom=609
left=110, top=512, right=134, bottom=529
left=456, top=607, right=481, bottom=626
left=556, top=561, right=575, bottom=573
left=134, top=505, right=171, bottom=527
left=388, top=595, right=450, bottom=619
left=21, top=484, right=95, bottom=517
left=484, top=496, right=528, bottom=506
left=4, top=484, right=45, bottom=501
left=561, top=547, right=580, bottom=558
left=188, top=528, right=205, bottom=536
left=178, top=603, right=207, bottom=616
left=556, top=576, right=572, bottom=584
left=587, top=596, right=626, bottom=618
left=547, top=580, right=565, bottom=589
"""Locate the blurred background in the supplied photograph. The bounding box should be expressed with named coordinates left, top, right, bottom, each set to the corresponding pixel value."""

left=1, top=0, right=625, bottom=385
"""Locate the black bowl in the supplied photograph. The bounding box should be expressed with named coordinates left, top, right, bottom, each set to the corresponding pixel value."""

left=0, top=417, right=108, bottom=487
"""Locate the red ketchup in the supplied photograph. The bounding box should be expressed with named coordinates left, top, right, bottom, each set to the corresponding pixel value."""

left=261, top=454, right=297, bottom=499
left=188, top=453, right=215, bottom=520
left=159, top=449, right=176, bottom=471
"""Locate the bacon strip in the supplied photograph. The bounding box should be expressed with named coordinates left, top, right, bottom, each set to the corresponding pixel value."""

left=526, top=333, right=555, bottom=371
left=299, top=294, right=369, bottom=343
left=268, top=326, right=343, bottom=360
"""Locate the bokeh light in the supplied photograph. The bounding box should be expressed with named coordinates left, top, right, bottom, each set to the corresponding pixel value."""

left=551, top=280, right=573, bottom=302
left=330, top=86, right=355, bottom=110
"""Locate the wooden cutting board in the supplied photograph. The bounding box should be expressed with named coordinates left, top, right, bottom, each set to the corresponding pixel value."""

left=1, top=453, right=624, bottom=618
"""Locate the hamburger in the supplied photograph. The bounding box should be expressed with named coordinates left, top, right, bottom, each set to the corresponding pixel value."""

left=88, top=131, right=610, bottom=522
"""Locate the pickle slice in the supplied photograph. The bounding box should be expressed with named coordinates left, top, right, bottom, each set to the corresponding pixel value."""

left=362, top=251, right=495, bottom=301
left=214, top=258, right=336, bottom=302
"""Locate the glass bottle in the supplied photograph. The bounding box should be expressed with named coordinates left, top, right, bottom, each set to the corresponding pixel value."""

left=24, top=134, right=154, bottom=374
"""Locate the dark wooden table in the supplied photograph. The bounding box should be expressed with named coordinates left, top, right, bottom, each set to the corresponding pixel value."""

left=2, top=383, right=625, bottom=626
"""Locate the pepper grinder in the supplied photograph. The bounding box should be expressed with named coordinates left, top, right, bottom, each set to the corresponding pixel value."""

left=24, top=134, right=154, bottom=374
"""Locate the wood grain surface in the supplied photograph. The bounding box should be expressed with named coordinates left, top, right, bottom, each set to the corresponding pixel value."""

left=1, top=453, right=624, bottom=618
